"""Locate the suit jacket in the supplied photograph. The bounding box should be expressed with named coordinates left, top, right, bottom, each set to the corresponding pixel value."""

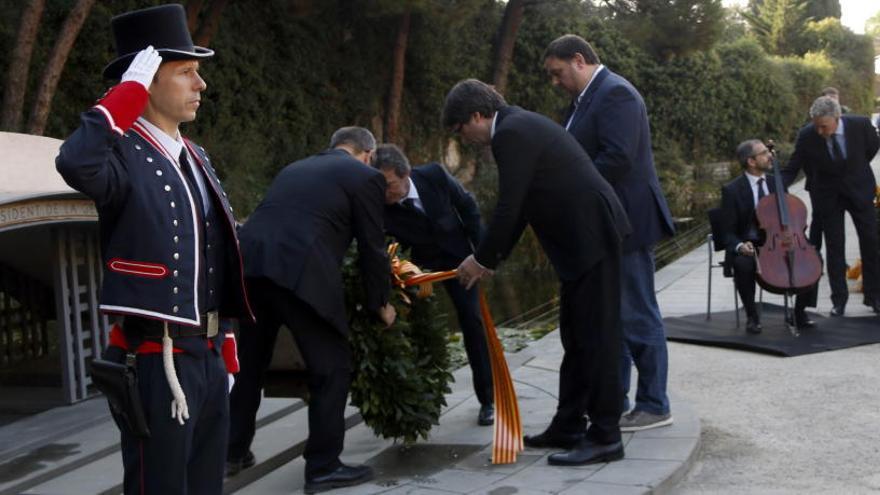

left=564, top=68, right=675, bottom=253
left=238, top=149, right=390, bottom=335
left=782, top=115, right=879, bottom=209
left=383, top=162, right=483, bottom=270
left=476, top=106, right=631, bottom=281
left=720, top=173, right=780, bottom=266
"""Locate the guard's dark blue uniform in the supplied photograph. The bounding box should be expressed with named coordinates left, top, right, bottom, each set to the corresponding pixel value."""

left=57, top=80, right=253, bottom=494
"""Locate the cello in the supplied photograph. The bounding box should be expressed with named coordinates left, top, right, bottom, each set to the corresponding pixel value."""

left=754, top=140, right=823, bottom=335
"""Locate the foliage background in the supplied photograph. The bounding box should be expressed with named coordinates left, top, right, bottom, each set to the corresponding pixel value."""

left=1, top=0, right=874, bottom=218
left=0, top=0, right=875, bottom=321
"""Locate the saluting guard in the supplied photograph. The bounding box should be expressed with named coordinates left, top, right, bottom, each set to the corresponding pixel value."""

left=55, top=4, right=253, bottom=494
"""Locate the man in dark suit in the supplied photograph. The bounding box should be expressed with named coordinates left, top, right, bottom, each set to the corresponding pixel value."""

left=722, top=140, right=817, bottom=334
left=782, top=96, right=880, bottom=316
left=443, top=79, right=631, bottom=466
left=227, top=127, right=396, bottom=493
left=543, top=34, right=676, bottom=432
left=371, top=144, right=494, bottom=426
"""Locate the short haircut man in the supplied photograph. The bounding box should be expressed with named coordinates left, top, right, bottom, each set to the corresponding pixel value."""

left=810, top=95, right=842, bottom=120
left=542, top=34, right=601, bottom=64
left=543, top=32, right=677, bottom=432
left=783, top=96, right=880, bottom=315
left=228, top=126, right=394, bottom=492
left=443, top=78, right=632, bottom=466
left=329, top=126, right=377, bottom=153
left=371, top=143, right=495, bottom=425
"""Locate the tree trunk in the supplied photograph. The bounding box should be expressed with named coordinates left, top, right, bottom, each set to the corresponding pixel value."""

left=491, top=0, right=525, bottom=96
left=186, top=0, right=205, bottom=33
left=384, top=9, right=411, bottom=144
left=0, top=0, right=46, bottom=132
left=26, top=0, right=95, bottom=136
left=193, top=0, right=230, bottom=47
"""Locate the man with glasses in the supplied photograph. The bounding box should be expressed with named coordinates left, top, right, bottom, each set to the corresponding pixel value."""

left=722, top=140, right=816, bottom=334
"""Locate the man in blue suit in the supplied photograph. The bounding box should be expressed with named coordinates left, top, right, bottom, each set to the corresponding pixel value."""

left=543, top=34, right=676, bottom=431
left=371, top=144, right=494, bottom=426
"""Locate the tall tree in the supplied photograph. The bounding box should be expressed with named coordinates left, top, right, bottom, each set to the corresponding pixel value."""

left=26, top=0, right=96, bottom=136
left=186, top=0, right=205, bottom=33
left=491, top=0, right=526, bottom=95
left=384, top=8, right=411, bottom=144
left=605, top=0, right=724, bottom=60
left=742, top=0, right=811, bottom=55
left=193, top=0, right=231, bottom=46
left=1, top=0, right=46, bottom=132
left=866, top=9, right=880, bottom=38
left=804, top=0, right=841, bottom=21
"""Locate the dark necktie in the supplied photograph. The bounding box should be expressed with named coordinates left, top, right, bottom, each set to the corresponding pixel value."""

left=402, top=198, right=417, bottom=211
left=179, top=149, right=206, bottom=215
left=830, top=136, right=844, bottom=163
left=756, top=178, right=765, bottom=203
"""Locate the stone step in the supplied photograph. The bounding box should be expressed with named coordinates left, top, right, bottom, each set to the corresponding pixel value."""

left=1, top=397, right=303, bottom=495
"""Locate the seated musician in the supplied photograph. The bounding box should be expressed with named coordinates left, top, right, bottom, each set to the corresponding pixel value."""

left=720, top=139, right=816, bottom=334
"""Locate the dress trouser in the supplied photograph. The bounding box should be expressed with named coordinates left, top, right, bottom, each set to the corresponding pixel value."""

left=551, top=251, right=623, bottom=445
left=228, top=277, right=351, bottom=479
left=442, top=279, right=493, bottom=406
left=112, top=341, right=229, bottom=495
left=732, top=254, right=815, bottom=317
left=819, top=194, right=880, bottom=307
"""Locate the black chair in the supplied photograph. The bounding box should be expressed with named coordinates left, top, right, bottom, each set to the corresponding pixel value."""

left=706, top=207, right=741, bottom=327
left=707, top=207, right=766, bottom=328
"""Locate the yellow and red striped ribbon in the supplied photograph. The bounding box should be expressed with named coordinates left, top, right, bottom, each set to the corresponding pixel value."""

left=402, top=267, right=524, bottom=464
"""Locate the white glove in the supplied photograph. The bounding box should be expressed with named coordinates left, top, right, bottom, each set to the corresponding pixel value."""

left=121, top=46, right=162, bottom=90
left=228, top=373, right=235, bottom=393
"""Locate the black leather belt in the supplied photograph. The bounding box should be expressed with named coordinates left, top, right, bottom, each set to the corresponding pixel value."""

left=126, top=311, right=220, bottom=339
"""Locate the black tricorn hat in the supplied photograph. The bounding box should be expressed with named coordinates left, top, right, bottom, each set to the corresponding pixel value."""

left=103, top=4, right=213, bottom=80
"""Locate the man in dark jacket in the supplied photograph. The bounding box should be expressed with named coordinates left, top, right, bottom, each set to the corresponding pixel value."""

left=372, top=144, right=494, bottom=426
left=444, top=79, right=631, bottom=466
left=543, top=34, right=676, bottom=432
left=55, top=5, right=251, bottom=494
left=783, top=96, right=880, bottom=316
left=721, top=139, right=817, bottom=334
left=227, top=127, right=395, bottom=493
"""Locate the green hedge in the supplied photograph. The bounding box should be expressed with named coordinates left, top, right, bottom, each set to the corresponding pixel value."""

left=0, top=0, right=873, bottom=221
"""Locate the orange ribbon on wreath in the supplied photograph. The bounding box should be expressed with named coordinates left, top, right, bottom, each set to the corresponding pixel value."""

left=389, top=244, right=524, bottom=464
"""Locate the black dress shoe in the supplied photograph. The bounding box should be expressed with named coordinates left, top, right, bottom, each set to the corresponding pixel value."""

left=225, top=450, right=255, bottom=477
left=523, top=428, right=585, bottom=449
left=746, top=316, right=762, bottom=334
left=794, top=311, right=816, bottom=329
left=304, top=464, right=374, bottom=494
left=830, top=305, right=845, bottom=317
left=547, top=439, right=624, bottom=466
left=478, top=404, right=494, bottom=426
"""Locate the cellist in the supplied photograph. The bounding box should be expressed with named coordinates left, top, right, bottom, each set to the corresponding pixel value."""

left=720, top=140, right=817, bottom=334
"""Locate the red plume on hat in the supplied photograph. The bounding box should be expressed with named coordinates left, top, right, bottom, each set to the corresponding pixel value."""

left=103, top=4, right=213, bottom=80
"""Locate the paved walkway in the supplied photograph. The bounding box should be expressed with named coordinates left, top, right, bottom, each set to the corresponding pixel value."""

left=232, top=332, right=700, bottom=495
left=657, top=154, right=880, bottom=494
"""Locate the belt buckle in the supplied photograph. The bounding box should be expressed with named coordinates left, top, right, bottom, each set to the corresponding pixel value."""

left=206, top=311, right=219, bottom=338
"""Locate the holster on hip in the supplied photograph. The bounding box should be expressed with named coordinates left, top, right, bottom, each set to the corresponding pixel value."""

left=90, top=352, right=151, bottom=438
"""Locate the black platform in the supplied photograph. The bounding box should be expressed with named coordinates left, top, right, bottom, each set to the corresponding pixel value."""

left=665, top=304, right=880, bottom=356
